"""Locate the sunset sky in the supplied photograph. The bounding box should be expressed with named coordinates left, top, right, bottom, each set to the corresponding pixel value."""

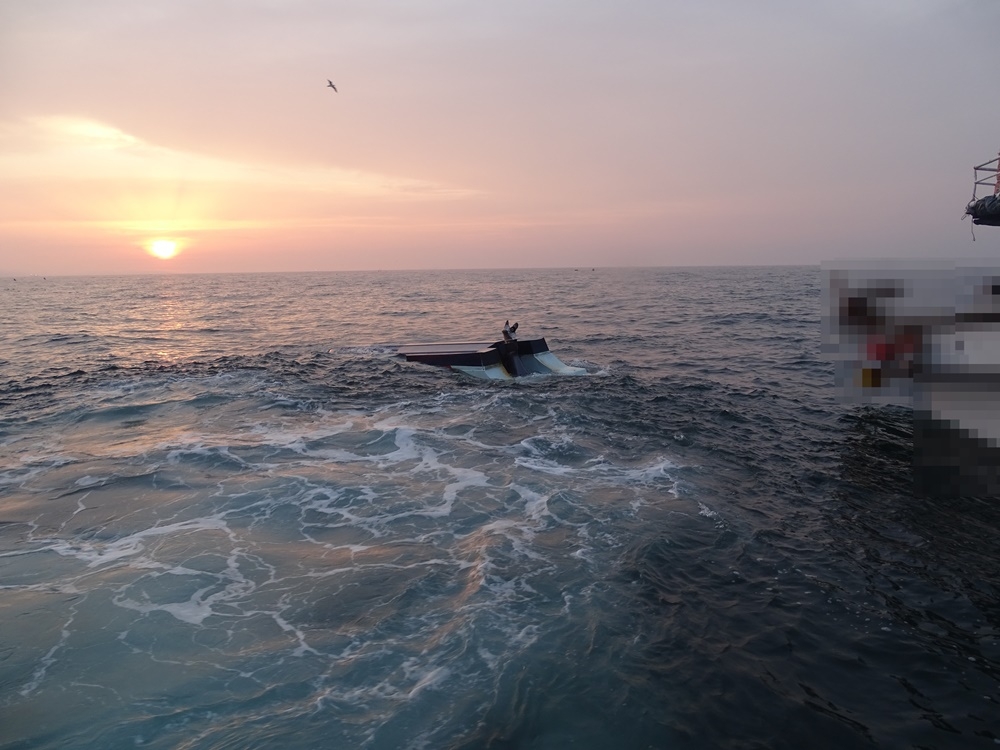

left=2, top=0, right=999, bottom=275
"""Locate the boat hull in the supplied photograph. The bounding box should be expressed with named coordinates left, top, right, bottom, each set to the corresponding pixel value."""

left=396, top=337, right=585, bottom=379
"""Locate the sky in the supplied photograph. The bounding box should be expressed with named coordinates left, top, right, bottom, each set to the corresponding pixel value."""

left=2, top=0, right=999, bottom=275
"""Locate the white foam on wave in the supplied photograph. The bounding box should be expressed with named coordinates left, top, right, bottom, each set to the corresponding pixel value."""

left=118, top=593, right=218, bottom=626
left=476, top=647, right=499, bottom=670
left=311, top=654, right=454, bottom=720
left=405, top=664, right=451, bottom=699
left=74, top=475, right=105, bottom=487
left=379, top=423, right=491, bottom=507
left=514, top=456, right=575, bottom=475
left=48, top=516, right=232, bottom=569
left=515, top=446, right=680, bottom=501
left=698, top=502, right=720, bottom=519
left=470, top=518, right=543, bottom=569
left=163, top=440, right=255, bottom=468
left=0, top=453, right=76, bottom=490
left=18, top=604, right=77, bottom=697
left=299, top=485, right=393, bottom=538
left=277, top=419, right=494, bottom=527
left=110, top=542, right=279, bottom=629
left=10, top=390, right=681, bottom=714
left=603, top=457, right=679, bottom=487
left=511, top=624, right=540, bottom=647
left=247, top=416, right=361, bottom=452
left=509, top=483, right=552, bottom=525
left=275, top=612, right=322, bottom=657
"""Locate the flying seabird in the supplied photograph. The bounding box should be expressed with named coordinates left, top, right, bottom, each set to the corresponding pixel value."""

left=327, top=80, right=337, bottom=92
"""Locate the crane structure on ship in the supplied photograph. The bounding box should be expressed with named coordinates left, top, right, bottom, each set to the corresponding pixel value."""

left=965, top=151, right=1000, bottom=227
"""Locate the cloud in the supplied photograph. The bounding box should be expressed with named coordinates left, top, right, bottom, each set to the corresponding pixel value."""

left=0, top=115, right=479, bottom=200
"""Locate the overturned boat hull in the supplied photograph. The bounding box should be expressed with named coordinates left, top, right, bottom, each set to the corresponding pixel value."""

left=396, top=337, right=585, bottom=379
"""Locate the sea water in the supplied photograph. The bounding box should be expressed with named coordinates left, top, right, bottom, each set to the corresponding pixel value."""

left=1, top=267, right=997, bottom=749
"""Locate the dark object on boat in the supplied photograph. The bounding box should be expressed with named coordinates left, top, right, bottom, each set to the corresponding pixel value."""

left=396, top=324, right=584, bottom=379
left=502, top=320, right=518, bottom=341
left=966, top=195, right=1000, bottom=226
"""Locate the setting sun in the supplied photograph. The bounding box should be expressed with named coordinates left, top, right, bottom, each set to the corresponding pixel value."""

left=147, top=239, right=179, bottom=260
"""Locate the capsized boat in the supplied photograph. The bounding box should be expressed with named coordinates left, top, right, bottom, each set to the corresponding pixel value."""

left=396, top=321, right=586, bottom=379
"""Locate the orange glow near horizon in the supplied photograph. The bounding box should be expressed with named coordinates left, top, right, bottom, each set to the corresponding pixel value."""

left=146, top=238, right=181, bottom=260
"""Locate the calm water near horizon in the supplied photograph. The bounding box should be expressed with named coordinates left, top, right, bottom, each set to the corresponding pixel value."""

left=1, top=267, right=998, bottom=748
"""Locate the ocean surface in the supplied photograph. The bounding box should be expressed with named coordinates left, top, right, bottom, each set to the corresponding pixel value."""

left=1, top=267, right=997, bottom=749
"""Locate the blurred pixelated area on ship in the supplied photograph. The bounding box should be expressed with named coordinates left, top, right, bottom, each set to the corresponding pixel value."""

left=824, top=262, right=1000, bottom=496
